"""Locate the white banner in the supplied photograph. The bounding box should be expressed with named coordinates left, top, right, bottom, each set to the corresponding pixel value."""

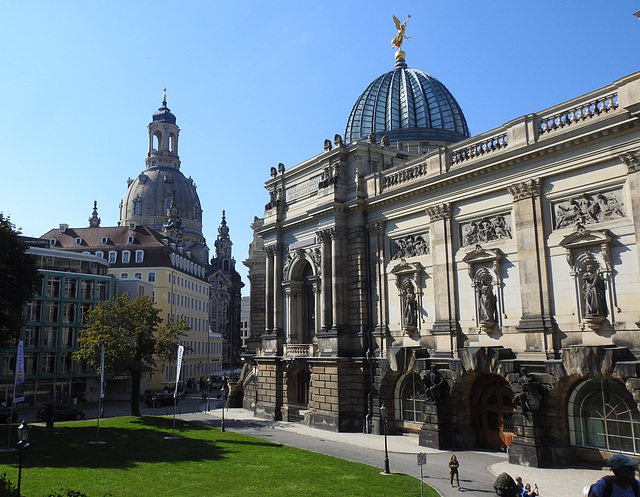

left=174, top=344, right=184, bottom=397
left=13, top=340, right=25, bottom=403
left=100, top=343, right=105, bottom=399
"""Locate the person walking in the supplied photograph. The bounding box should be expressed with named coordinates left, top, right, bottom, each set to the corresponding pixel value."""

left=587, top=454, right=640, bottom=497
left=449, top=454, right=460, bottom=489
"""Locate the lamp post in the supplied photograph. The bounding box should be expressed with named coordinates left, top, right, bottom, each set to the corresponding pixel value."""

left=379, top=404, right=391, bottom=475
left=16, top=420, right=30, bottom=495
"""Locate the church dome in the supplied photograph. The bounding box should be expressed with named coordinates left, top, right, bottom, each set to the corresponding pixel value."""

left=344, top=58, right=470, bottom=145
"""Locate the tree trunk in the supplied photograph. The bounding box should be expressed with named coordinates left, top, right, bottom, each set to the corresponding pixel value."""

left=130, top=373, right=142, bottom=416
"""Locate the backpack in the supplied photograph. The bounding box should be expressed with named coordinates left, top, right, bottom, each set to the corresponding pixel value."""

left=588, top=475, right=640, bottom=497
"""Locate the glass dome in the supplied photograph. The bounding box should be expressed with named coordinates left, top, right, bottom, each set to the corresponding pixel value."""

left=344, top=58, right=469, bottom=145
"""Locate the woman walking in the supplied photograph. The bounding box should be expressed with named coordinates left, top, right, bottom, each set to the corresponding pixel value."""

left=449, top=455, right=460, bottom=489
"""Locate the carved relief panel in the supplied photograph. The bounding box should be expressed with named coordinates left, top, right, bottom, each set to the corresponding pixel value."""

left=390, top=233, right=430, bottom=260
left=460, top=214, right=512, bottom=247
left=552, top=189, right=624, bottom=230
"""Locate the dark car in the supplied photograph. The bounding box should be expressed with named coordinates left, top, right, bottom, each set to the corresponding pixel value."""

left=0, top=406, right=18, bottom=423
left=36, top=404, right=86, bottom=421
left=145, top=393, right=177, bottom=408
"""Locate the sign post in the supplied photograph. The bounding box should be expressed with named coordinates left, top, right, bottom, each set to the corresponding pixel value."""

left=417, top=452, right=427, bottom=497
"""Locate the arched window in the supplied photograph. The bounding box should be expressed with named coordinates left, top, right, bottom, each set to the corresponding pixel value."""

left=301, top=264, right=315, bottom=343
left=569, top=379, right=640, bottom=454
left=396, top=372, right=426, bottom=423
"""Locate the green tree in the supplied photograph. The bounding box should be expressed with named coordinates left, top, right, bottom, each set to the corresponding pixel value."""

left=0, top=214, right=41, bottom=349
left=73, top=294, right=189, bottom=416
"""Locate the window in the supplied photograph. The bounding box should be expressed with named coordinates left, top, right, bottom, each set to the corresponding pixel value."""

left=47, top=277, right=61, bottom=298
left=25, top=326, right=40, bottom=347
left=75, top=237, right=82, bottom=245
left=122, top=251, right=131, bottom=263
left=569, top=379, right=640, bottom=454
left=101, top=236, right=108, bottom=245
left=120, top=273, right=129, bottom=279
left=42, top=353, right=56, bottom=374
left=134, top=273, right=142, bottom=279
left=44, top=327, right=57, bottom=348
left=49, top=239, right=56, bottom=246
left=397, top=372, right=427, bottom=423
left=81, top=280, right=94, bottom=299
left=108, top=251, right=117, bottom=264
left=63, top=303, right=76, bottom=323
left=133, top=200, right=140, bottom=215
left=95, top=251, right=104, bottom=259
left=148, top=272, right=156, bottom=283
left=46, top=302, right=60, bottom=323
left=65, top=278, right=78, bottom=298
left=128, top=236, right=135, bottom=244
left=135, top=250, right=144, bottom=263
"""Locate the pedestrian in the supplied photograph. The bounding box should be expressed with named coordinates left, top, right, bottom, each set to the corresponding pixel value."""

left=515, top=476, right=524, bottom=494
left=587, top=454, right=640, bottom=497
left=521, top=482, right=539, bottom=496
left=449, top=454, right=460, bottom=489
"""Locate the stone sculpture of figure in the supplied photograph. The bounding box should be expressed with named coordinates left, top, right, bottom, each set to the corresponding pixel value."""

left=368, top=132, right=376, bottom=144
left=270, top=166, right=277, bottom=178
left=512, top=367, right=542, bottom=413
left=403, top=286, right=418, bottom=327
left=493, top=472, right=519, bottom=497
left=477, top=279, right=496, bottom=323
left=277, top=163, right=285, bottom=174
left=424, top=365, right=445, bottom=403
left=391, top=15, right=411, bottom=50
left=582, top=264, right=607, bottom=317
left=323, top=139, right=332, bottom=151
left=334, top=134, right=343, bottom=147
left=381, top=135, right=390, bottom=147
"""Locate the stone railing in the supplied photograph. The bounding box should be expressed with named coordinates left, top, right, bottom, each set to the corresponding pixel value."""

left=383, top=162, right=429, bottom=188
left=537, top=92, right=618, bottom=136
left=450, top=132, right=508, bottom=166
left=283, top=343, right=317, bottom=357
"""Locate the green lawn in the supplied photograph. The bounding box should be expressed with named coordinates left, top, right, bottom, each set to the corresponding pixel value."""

left=0, top=417, right=437, bottom=497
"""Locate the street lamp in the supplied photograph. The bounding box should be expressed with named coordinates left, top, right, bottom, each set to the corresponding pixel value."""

left=16, top=420, right=30, bottom=495
left=379, top=404, right=391, bottom=475
left=220, top=376, right=228, bottom=432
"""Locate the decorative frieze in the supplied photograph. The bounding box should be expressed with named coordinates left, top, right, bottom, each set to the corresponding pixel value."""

left=460, top=215, right=512, bottom=247
left=390, top=233, right=430, bottom=260
left=553, top=190, right=624, bottom=230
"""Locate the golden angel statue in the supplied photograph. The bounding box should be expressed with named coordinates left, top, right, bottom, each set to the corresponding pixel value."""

left=392, top=15, right=411, bottom=50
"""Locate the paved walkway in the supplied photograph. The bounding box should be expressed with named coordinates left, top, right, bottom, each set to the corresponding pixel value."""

left=183, top=406, right=607, bottom=497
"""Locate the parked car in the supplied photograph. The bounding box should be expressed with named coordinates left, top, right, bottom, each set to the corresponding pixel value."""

left=0, top=406, right=18, bottom=423
left=145, top=393, right=177, bottom=408
left=36, top=404, right=85, bottom=421
left=160, top=383, right=187, bottom=400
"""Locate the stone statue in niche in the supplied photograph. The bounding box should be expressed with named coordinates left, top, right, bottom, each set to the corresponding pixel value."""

left=402, top=286, right=418, bottom=328
left=476, top=278, right=497, bottom=324
left=582, top=264, right=607, bottom=317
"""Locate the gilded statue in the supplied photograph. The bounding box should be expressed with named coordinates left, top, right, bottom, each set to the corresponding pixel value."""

left=392, top=15, right=411, bottom=50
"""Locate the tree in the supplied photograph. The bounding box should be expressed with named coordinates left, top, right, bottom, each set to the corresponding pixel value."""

left=0, top=214, right=41, bottom=349
left=73, top=294, right=189, bottom=416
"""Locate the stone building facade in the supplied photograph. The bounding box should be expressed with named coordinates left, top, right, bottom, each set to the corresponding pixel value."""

left=242, top=38, right=640, bottom=466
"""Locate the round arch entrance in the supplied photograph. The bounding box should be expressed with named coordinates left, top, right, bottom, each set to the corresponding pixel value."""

left=469, top=374, right=515, bottom=450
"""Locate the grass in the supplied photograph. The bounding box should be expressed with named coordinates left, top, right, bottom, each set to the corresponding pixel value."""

left=0, top=417, right=437, bottom=497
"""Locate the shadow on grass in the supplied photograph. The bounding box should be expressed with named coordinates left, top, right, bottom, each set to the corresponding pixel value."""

left=0, top=415, right=284, bottom=471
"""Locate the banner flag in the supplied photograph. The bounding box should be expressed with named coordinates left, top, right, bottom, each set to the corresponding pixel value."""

left=13, top=340, right=25, bottom=403
left=100, top=343, right=105, bottom=399
left=174, top=344, right=184, bottom=397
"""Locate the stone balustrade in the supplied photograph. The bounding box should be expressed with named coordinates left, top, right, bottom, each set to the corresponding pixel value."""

left=450, top=132, right=508, bottom=166
left=283, top=343, right=317, bottom=357
left=537, top=92, right=618, bottom=136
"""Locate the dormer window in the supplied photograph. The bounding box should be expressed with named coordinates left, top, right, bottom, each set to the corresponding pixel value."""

left=75, top=237, right=82, bottom=245
left=128, top=235, right=135, bottom=244
left=108, top=251, right=117, bottom=264
left=49, top=239, right=56, bottom=246
left=122, top=251, right=131, bottom=263
left=101, top=236, right=108, bottom=245
left=135, top=250, right=144, bottom=263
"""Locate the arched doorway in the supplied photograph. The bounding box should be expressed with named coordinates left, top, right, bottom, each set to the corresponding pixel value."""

left=469, top=374, right=515, bottom=450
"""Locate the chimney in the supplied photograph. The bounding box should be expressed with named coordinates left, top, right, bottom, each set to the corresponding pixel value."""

left=59, top=223, right=68, bottom=233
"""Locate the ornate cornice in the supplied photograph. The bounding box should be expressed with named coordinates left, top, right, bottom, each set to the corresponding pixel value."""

left=426, top=203, right=451, bottom=221
left=620, top=149, right=640, bottom=173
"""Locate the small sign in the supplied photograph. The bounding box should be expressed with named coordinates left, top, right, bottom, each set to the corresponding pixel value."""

left=417, top=452, right=427, bottom=466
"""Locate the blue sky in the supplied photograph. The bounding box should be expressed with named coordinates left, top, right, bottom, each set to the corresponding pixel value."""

left=1, top=1, right=639, bottom=293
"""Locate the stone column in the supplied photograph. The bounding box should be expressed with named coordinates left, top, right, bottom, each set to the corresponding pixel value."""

left=620, top=150, right=640, bottom=311
left=367, top=221, right=387, bottom=343
left=264, top=245, right=275, bottom=333
left=426, top=203, right=459, bottom=353
left=273, top=243, right=283, bottom=335
left=317, top=229, right=333, bottom=331
left=507, top=179, right=556, bottom=353
left=330, top=228, right=345, bottom=332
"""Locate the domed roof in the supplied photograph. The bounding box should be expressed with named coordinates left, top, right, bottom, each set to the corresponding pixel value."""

left=344, top=58, right=470, bottom=145
left=152, top=88, right=176, bottom=124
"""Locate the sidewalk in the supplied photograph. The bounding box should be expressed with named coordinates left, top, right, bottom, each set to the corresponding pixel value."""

left=196, top=407, right=608, bottom=497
